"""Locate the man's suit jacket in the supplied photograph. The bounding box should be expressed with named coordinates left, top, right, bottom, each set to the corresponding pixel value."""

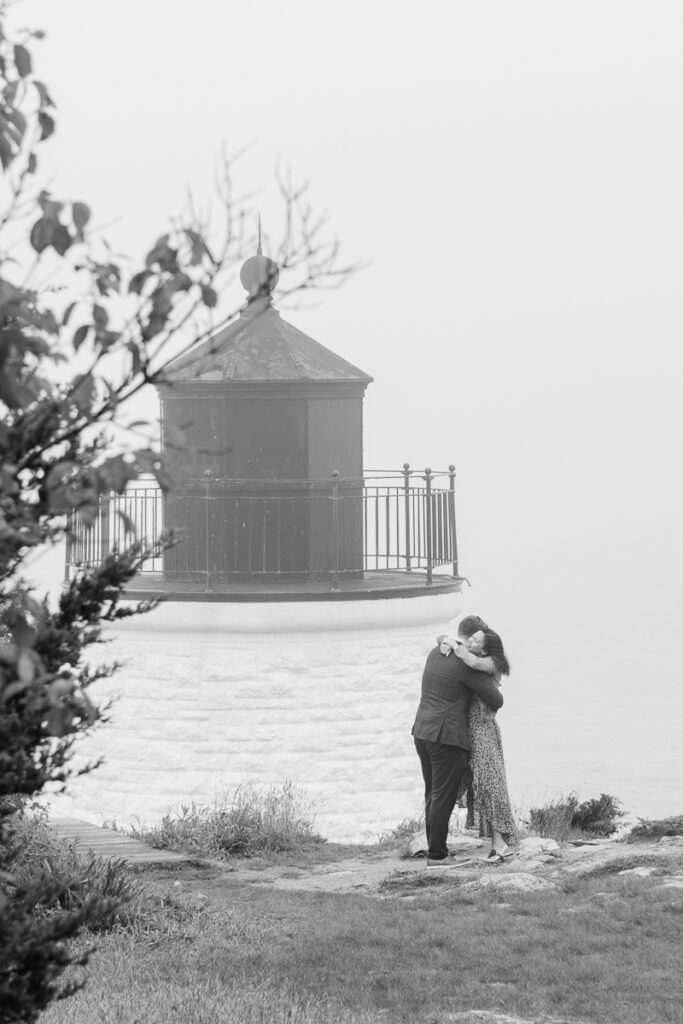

left=412, top=646, right=504, bottom=750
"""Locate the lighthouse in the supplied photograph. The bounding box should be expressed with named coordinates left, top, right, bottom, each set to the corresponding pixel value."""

left=62, top=254, right=466, bottom=841
left=158, top=245, right=372, bottom=585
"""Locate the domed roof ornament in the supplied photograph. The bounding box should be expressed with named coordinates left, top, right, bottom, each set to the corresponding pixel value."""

left=239, top=215, right=280, bottom=312
left=163, top=209, right=372, bottom=384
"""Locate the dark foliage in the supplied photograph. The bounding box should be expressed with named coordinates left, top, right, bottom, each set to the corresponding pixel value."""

left=0, top=807, right=145, bottom=1022
left=570, top=793, right=625, bottom=837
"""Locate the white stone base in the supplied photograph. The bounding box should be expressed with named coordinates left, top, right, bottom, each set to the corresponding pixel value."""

left=47, top=589, right=463, bottom=843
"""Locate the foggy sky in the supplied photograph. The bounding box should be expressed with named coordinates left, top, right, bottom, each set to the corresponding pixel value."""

left=16, top=1, right=683, bottom=803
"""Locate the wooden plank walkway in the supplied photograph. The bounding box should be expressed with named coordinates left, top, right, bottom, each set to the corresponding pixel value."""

left=49, top=818, right=190, bottom=865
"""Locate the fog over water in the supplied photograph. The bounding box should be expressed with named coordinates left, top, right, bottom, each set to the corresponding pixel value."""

left=17, top=1, right=683, bottom=821
left=464, top=572, right=683, bottom=820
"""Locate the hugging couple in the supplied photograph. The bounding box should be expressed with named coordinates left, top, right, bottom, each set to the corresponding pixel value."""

left=412, top=614, right=517, bottom=866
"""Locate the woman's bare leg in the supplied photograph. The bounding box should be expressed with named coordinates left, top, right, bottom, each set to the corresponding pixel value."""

left=491, top=828, right=509, bottom=855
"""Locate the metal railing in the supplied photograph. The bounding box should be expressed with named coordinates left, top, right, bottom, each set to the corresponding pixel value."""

left=65, top=466, right=459, bottom=588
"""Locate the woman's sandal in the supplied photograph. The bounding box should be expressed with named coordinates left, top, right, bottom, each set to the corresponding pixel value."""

left=485, top=849, right=517, bottom=865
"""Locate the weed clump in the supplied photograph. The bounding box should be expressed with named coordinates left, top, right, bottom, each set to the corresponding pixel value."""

left=118, top=781, right=326, bottom=859
left=377, top=815, right=425, bottom=846
left=528, top=792, right=624, bottom=841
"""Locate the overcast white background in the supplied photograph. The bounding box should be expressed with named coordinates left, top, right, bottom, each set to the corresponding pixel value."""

left=16, top=1, right=683, bottom=816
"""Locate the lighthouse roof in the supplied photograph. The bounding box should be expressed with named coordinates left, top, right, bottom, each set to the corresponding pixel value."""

left=164, top=306, right=373, bottom=384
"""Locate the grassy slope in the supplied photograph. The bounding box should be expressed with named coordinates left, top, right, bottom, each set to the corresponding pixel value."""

left=38, top=858, right=683, bottom=1024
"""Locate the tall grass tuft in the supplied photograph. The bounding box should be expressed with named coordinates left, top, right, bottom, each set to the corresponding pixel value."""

left=527, top=794, right=579, bottom=842
left=121, top=781, right=326, bottom=859
left=527, top=792, right=625, bottom=841
left=9, top=806, right=144, bottom=930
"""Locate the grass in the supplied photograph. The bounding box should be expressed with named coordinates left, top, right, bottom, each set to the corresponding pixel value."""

left=106, top=781, right=327, bottom=860
left=37, top=855, right=683, bottom=1024
left=21, top=794, right=681, bottom=1022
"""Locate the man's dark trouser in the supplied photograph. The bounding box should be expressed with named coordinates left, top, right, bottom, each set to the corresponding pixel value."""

left=414, top=737, right=469, bottom=860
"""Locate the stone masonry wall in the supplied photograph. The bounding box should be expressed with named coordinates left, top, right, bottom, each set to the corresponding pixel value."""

left=48, top=591, right=463, bottom=842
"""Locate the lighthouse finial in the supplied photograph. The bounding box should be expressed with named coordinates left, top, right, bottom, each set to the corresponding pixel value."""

left=240, top=216, right=280, bottom=305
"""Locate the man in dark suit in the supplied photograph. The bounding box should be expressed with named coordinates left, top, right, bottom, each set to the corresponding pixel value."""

left=412, top=617, right=503, bottom=864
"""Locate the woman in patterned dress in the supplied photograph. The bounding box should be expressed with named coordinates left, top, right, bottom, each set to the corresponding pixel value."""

left=441, top=627, right=518, bottom=862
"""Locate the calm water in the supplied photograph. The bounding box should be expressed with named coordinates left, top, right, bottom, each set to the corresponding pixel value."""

left=464, top=568, right=683, bottom=823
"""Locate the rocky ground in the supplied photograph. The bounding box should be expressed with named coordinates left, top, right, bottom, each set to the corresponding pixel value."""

left=231, top=831, right=683, bottom=897
left=135, top=828, right=683, bottom=906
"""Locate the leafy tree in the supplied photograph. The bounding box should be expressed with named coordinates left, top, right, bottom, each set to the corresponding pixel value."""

left=0, top=7, right=356, bottom=1020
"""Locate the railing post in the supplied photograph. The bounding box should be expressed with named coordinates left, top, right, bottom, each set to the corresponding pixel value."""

left=448, top=464, right=458, bottom=577
left=203, top=469, right=214, bottom=591
left=424, top=467, right=433, bottom=585
left=403, top=462, right=412, bottom=572
left=64, top=513, right=73, bottom=582
left=99, top=493, right=110, bottom=564
left=331, top=470, right=340, bottom=590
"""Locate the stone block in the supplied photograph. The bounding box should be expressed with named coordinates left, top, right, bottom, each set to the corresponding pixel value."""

left=201, top=649, right=260, bottom=682
left=115, top=650, right=200, bottom=685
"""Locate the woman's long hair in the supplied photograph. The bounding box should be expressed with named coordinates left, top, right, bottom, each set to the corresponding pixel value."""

left=483, top=629, right=510, bottom=677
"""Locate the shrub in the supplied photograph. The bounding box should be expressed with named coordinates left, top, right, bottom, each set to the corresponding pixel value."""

left=6, top=807, right=205, bottom=950
left=0, top=804, right=150, bottom=1022
left=570, top=794, right=624, bottom=836
left=7, top=807, right=143, bottom=931
left=627, top=814, right=683, bottom=843
left=119, top=782, right=326, bottom=859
